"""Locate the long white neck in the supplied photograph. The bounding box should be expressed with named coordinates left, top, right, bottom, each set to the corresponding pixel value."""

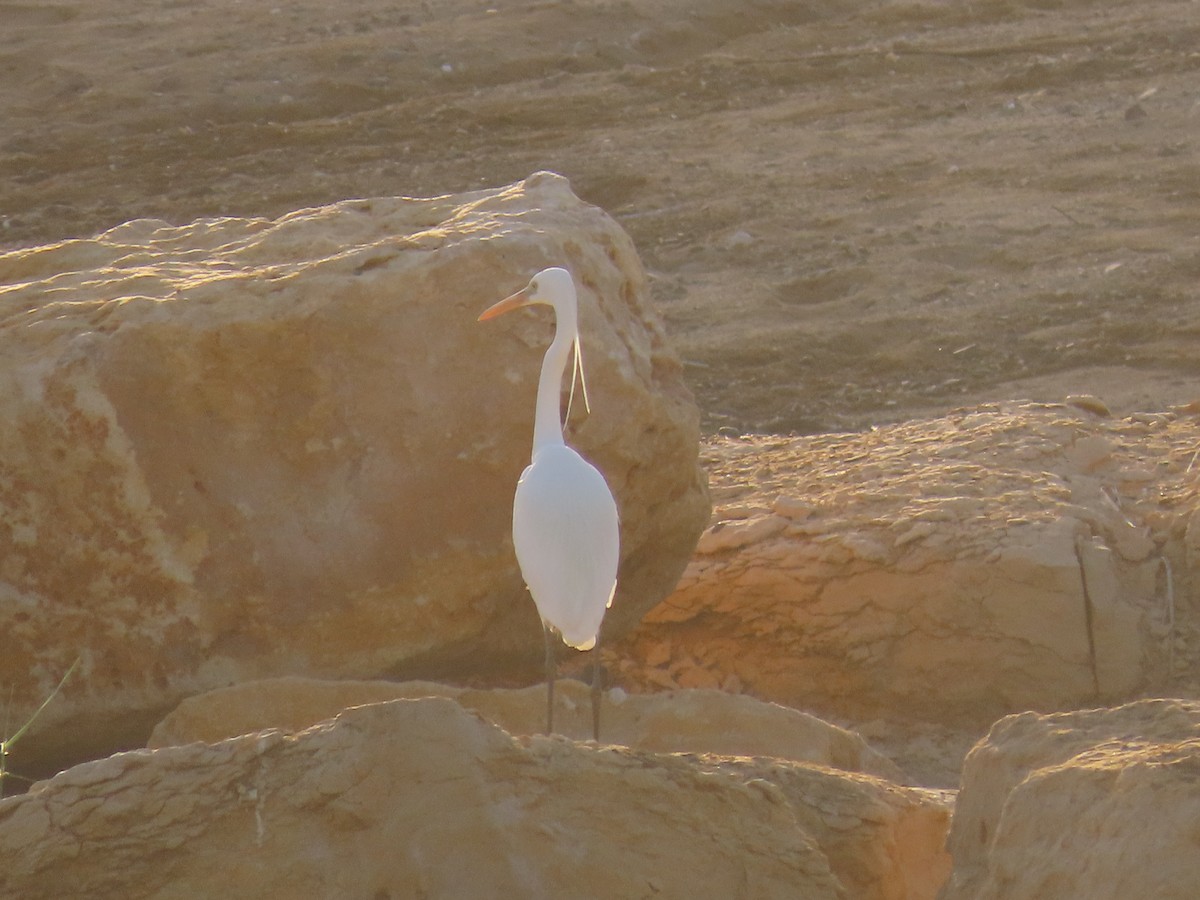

left=531, top=289, right=578, bottom=459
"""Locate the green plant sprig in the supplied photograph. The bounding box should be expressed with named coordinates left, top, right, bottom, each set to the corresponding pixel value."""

left=1, top=658, right=81, bottom=798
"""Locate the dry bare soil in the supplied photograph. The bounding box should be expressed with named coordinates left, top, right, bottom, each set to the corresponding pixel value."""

left=6, top=0, right=1199, bottom=434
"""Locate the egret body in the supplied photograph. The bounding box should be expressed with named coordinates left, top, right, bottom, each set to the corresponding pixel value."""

left=479, top=267, right=619, bottom=740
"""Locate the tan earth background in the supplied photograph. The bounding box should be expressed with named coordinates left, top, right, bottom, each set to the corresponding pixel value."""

left=4, top=0, right=1200, bottom=786
left=6, top=0, right=1198, bottom=435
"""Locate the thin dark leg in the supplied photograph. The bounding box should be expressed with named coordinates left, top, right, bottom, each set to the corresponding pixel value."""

left=543, top=623, right=556, bottom=735
left=591, top=631, right=602, bottom=742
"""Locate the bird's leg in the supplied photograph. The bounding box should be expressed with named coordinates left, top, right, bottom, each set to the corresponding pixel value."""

left=591, top=633, right=603, bottom=742
left=543, top=623, right=556, bottom=735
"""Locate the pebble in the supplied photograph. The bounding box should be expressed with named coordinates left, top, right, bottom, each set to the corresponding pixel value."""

left=772, top=495, right=814, bottom=520
left=696, top=515, right=788, bottom=554
left=895, top=521, right=937, bottom=546
left=1065, top=394, right=1111, bottom=416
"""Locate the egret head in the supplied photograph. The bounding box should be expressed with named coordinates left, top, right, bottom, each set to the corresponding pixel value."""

left=477, top=266, right=575, bottom=321
left=478, top=266, right=591, bottom=418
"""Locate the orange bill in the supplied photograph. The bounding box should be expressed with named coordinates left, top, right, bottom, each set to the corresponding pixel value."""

left=478, top=286, right=532, bottom=321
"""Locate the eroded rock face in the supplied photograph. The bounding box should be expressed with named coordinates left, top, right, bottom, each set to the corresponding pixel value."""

left=0, top=172, right=708, bottom=777
left=0, top=697, right=951, bottom=900
left=609, top=403, right=1194, bottom=727
left=146, top=676, right=908, bottom=782
left=941, top=699, right=1200, bottom=900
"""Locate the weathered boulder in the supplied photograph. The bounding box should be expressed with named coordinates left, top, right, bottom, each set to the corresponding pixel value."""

left=941, top=699, right=1200, bottom=899
left=147, top=675, right=908, bottom=782
left=728, top=759, right=952, bottom=900
left=610, top=403, right=1194, bottom=727
left=0, top=172, right=708, bottom=778
left=0, top=697, right=951, bottom=900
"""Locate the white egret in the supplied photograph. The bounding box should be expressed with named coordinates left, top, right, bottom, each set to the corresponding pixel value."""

left=478, top=266, right=620, bottom=741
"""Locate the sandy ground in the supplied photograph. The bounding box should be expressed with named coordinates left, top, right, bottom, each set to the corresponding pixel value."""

left=5, top=0, right=1199, bottom=435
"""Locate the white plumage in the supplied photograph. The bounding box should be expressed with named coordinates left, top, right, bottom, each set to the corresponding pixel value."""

left=513, top=442, right=618, bottom=650
left=479, top=266, right=619, bottom=739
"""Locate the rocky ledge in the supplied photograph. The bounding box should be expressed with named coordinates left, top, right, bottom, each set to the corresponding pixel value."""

left=610, top=401, right=1200, bottom=733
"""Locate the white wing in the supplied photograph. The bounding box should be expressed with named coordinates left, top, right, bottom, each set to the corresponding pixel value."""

left=512, top=443, right=619, bottom=650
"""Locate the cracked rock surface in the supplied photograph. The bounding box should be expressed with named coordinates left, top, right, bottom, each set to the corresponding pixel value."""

left=942, top=699, right=1200, bottom=900
left=0, top=697, right=950, bottom=900
left=607, top=402, right=1200, bottom=750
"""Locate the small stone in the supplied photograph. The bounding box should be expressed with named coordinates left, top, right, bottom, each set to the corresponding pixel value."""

left=1065, top=394, right=1111, bottom=416
left=895, top=521, right=937, bottom=546
left=1117, top=465, right=1156, bottom=482
left=696, top=515, right=788, bottom=554
left=1066, top=435, right=1114, bottom=471
left=644, top=641, right=672, bottom=668
left=773, top=495, right=814, bottom=520
left=1113, top=527, right=1155, bottom=562
left=1124, top=102, right=1148, bottom=121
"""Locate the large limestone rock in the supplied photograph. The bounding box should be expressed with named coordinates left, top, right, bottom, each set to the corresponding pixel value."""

left=0, top=697, right=952, bottom=900
left=610, top=402, right=1195, bottom=727
left=0, top=172, right=708, bottom=778
left=146, top=675, right=909, bottom=782
left=941, top=699, right=1200, bottom=899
